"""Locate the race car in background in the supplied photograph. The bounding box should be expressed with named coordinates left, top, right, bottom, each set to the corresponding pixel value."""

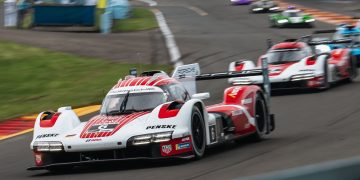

left=28, top=62, right=275, bottom=171
left=333, top=25, right=360, bottom=65
left=228, top=38, right=358, bottom=90
left=249, top=0, right=281, bottom=13
left=312, top=25, right=360, bottom=66
left=269, top=6, right=315, bottom=28
left=230, top=0, right=252, bottom=5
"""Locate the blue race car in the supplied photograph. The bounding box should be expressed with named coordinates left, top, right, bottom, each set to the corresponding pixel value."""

left=333, top=24, right=360, bottom=66
left=314, top=24, right=360, bottom=67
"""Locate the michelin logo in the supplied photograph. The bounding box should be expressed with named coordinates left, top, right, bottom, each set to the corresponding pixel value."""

left=175, top=142, right=191, bottom=150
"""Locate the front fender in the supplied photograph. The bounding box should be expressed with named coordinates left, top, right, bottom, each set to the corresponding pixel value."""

left=149, top=99, right=210, bottom=144
left=32, top=107, right=81, bottom=144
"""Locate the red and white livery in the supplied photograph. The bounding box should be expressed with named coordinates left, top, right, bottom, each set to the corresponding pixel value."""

left=229, top=38, right=358, bottom=90
left=29, top=63, right=275, bottom=171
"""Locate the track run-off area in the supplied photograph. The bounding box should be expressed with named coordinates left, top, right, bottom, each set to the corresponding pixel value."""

left=1, top=0, right=360, bottom=179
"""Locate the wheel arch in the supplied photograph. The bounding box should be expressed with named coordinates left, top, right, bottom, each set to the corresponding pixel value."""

left=194, top=102, right=205, bottom=120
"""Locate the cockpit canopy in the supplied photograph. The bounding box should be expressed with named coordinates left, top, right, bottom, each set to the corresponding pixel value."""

left=100, top=91, right=166, bottom=115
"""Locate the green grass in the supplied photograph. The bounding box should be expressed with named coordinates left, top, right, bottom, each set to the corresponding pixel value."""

left=112, top=7, right=158, bottom=32
left=0, top=41, right=172, bottom=120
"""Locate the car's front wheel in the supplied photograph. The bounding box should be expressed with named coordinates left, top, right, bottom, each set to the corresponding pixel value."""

left=191, top=106, right=206, bottom=159
left=318, top=58, right=330, bottom=90
left=346, top=55, right=358, bottom=82
left=307, top=23, right=314, bottom=28
left=248, top=92, right=268, bottom=142
left=356, top=55, right=360, bottom=68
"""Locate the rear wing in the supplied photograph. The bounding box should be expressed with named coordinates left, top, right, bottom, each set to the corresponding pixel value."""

left=313, top=29, right=337, bottom=34
left=308, top=38, right=352, bottom=46
left=172, top=58, right=271, bottom=103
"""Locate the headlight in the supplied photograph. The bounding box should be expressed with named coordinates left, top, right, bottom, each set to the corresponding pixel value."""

left=269, top=7, right=279, bottom=10
left=278, top=19, right=288, bottom=24
left=253, top=8, right=263, bottom=11
left=232, top=78, right=253, bottom=85
left=305, top=19, right=315, bottom=23
left=290, top=73, right=315, bottom=81
left=132, top=131, right=173, bottom=145
left=33, top=141, right=64, bottom=152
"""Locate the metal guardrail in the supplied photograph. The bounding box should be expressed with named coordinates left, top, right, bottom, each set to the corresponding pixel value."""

left=240, top=156, right=360, bottom=180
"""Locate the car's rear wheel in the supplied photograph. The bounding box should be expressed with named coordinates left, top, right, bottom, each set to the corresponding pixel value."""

left=318, top=57, right=330, bottom=90
left=346, top=55, right=358, bottom=83
left=356, top=55, right=360, bottom=68
left=191, top=106, right=206, bottom=159
left=269, top=20, right=275, bottom=27
left=248, top=93, right=268, bottom=142
left=307, top=23, right=314, bottom=28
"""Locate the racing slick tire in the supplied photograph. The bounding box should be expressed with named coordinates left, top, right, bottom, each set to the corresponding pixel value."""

left=318, top=57, right=330, bottom=90
left=307, top=23, right=314, bottom=28
left=191, top=106, right=206, bottom=159
left=269, top=20, right=275, bottom=27
left=346, top=55, right=358, bottom=83
left=248, top=92, right=268, bottom=142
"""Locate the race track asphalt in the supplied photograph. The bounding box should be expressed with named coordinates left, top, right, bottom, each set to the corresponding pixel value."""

left=2, top=0, right=360, bottom=179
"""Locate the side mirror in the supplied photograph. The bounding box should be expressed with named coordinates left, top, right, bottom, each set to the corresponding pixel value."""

left=315, top=44, right=331, bottom=54
left=192, top=92, right=210, bottom=100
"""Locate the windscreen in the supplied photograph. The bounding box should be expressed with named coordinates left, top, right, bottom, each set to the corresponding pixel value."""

left=267, top=49, right=307, bottom=64
left=100, top=92, right=166, bottom=115
left=283, top=11, right=300, bottom=17
left=333, top=33, right=360, bottom=42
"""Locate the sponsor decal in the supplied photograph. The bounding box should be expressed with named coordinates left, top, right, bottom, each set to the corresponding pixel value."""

left=181, top=137, right=190, bottom=142
left=146, top=125, right=176, bottom=130
left=80, top=112, right=149, bottom=138
left=88, top=124, right=118, bottom=133
left=161, top=144, right=172, bottom=154
left=35, top=154, right=42, bottom=165
left=36, top=133, right=59, bottom=139
left=65, top=134, right=77, bottom=138
left=111, top=87, right=157, bottom=94
left=232, top=110, right=243, bottom=116
left=175, top=142, right=191, bottom=150
left=300, top=69, right=315, bottom=72
left=177, top=67, right=199, bottom=79
left=85, top=138, right=102, bottom=142
left=242, top=98, right=253, bottom=105
left=228, top=87, right=242, bottom=98
left=269, top=68, right=281, bottom=73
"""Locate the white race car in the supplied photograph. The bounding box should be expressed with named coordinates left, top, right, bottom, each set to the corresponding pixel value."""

left=28, top=62, right=275, bottom=171
left=229, top=38, right=358, bottom=90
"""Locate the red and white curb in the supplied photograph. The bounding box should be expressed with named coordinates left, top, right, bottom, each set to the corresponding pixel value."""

left=0, top=105, right=101, bottom=141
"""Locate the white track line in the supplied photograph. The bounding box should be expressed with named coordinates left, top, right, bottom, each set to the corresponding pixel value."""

left=152, top=9, right=183, bottom=67
left=138, top=0, right=157, bottom=6
left=187, top=6, right=208, bottom=16
left=139, top=0, right=183, bottom=67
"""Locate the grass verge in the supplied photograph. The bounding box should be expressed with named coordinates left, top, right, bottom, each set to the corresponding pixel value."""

left=112, top=7, right=158, bottom=32
left=0, top=41, right=171, bottom=120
